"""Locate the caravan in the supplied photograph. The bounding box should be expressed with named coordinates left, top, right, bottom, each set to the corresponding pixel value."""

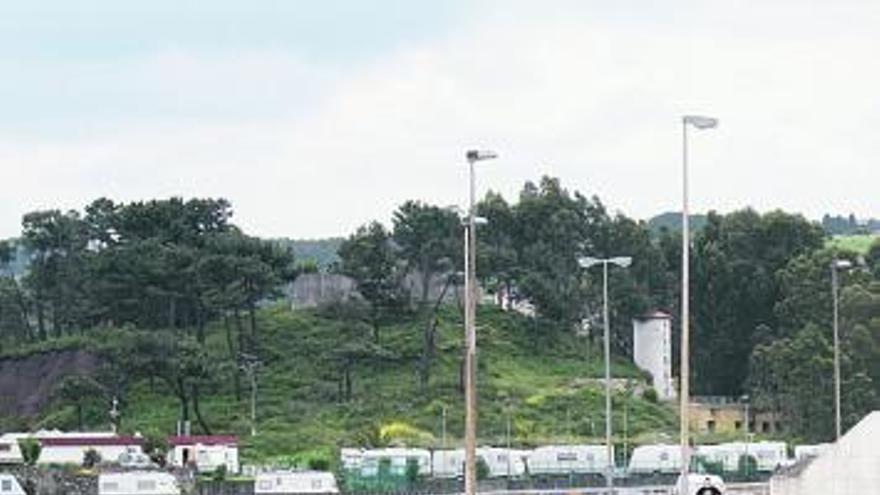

left=98, top=472, right=180, bottom=495
left=255, top=471, right=339, bottom=495
left=0, top=474, right=25, bottom=495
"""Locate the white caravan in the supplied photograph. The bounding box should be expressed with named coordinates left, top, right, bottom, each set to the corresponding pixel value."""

left=0, top=474, right=25, bottom=495
left=431, top=448, right=526, bottom=478
left=526, top=445, right=610, bottom=475
left=697, top=442, right=787, bottom=472
left=98, top=471, right=180, bottom=495
left=360, top=448, right=431, bottom=477
left=628, top=444, right=684, bottom=473
left=255, top=471, right=339, bottom=495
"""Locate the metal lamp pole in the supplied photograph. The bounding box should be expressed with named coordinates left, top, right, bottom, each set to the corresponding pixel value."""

left=680, top=115, right=718, bottom=493
left=579, top=255, right=632, bottom=495
left=831, top=258, right=852, bottom=441
left=464, top=149, right=496, bottom=495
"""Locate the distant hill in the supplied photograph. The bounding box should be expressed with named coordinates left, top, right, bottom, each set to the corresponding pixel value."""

left=647, top=212, right=708, bottom=235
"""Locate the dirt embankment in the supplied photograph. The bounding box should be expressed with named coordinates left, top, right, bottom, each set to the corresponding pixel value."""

left=0, top=349, right=99, bottom=418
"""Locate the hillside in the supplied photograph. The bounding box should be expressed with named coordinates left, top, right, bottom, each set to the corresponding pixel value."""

left=7, top=305, right=678, bottom=466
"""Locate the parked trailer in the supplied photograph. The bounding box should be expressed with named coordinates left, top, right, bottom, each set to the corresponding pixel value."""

left=697, top=442, right=787, bottom=473
left=430, top=448, right=527, bottom=478
left=359, top=448, right=431, bottom=477
left=629, top=444, right=684, bottom=474
left=98, top=471, right=180, bottom=495
left=527, top=445, right=611, bottom=475
left=255, top=471, right=339, bottom=495
left=0, top=474, right=25, bottom=495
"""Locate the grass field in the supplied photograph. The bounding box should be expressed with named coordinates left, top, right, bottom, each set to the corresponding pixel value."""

left=827, top=234, right=878, bottom=254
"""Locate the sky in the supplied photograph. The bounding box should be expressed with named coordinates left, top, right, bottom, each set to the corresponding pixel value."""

left=1, top=0, right=878, bottom=239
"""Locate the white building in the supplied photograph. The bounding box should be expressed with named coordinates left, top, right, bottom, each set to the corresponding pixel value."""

left=0, top=430, right=119, bottom=465
left=167, top=435, right=239, bottom=474
left=770, top=411, right=880, bottom=495
left=633, top=311, right=676, bottom=400
left=98, top=471, right=180, bottom=495
left=0, top=474, right=25, bottom=495
left=255, top=471, right=339, bottom=495
left=38, top=436, right=144, bottom=465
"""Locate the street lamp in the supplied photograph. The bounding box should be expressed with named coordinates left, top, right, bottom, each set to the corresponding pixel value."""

left=831, top=258, right=853, bottom=441
left=680, top=115, right=717, bottom=492
left=578, top=255, right=632, bottom=494
left=239, top=352, right=262, bottom=437
left=464, top=149, right=497, bottom=495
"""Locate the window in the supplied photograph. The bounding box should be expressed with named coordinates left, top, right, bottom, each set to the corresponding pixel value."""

left=557, top=452, right=577, bottom=462
left=734, top=421, right=743, bottom=431
left=707, top=420, right=716, bottom=433
left=0, top=444, right=10, bottom=452
left=761, top=422, right=770, bottom=433
left=137, top=480, right=156, bottom=491
left=101, top=483, right=119, bottom=492
left=2, top=479, right=12, bottom=491
left=257, top=480, right=272, bottom=490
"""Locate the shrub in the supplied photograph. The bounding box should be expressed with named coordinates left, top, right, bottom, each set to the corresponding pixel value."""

left=476, top=457, right=490, bottom=481
left=642, top=388, right=659, bottom=403
left=18, top=439, right=41, bottom=466
left=82, top=448, right=102, bottom=468
left=142, top=432, right=169, bottom=467
left=212, top=465, right=227, bottom=482
left=405, top=458, right=420, bottom=484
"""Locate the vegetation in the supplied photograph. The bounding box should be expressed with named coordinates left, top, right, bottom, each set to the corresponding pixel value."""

left=0, top=180, right=878, bottom=456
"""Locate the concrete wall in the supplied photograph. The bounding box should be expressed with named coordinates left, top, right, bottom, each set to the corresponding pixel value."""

left=771, top=411, right=880, bottom=495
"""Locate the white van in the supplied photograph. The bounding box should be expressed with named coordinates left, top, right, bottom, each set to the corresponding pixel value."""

left=254, top=471, right=339, bottom=495
left=0, top=474, right=25, bottom=495
left=98, top=471, right=180, bottom=495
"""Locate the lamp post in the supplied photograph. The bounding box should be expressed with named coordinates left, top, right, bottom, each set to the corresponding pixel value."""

left=831, top=258, right=853, bottom=441
left=578, top=255, right=632, bottom=495
left=239, top=353, right=262, bottom=437
left=680, top=115, right=718, bottom=492
left=464, top=149, right=496, bottom=495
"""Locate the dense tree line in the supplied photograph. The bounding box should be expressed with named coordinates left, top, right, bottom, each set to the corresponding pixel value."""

left=0, top=198, right=297, bottom=432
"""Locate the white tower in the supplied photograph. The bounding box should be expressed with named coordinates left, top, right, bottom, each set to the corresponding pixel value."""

left=633, top=311, right=676, bottom=400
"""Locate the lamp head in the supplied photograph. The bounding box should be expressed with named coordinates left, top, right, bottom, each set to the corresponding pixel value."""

left=578, top=256, right=601, bottom=268
left=683, top=115, right=719, bottom=130
left=610, top=256, right=633, bottom=268
left=466, top=149, right=498, bottom=162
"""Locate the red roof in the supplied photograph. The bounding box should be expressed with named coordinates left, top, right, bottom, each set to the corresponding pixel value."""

left=167, top=435, right=238, bottom=446
left=40, top=436, right=144, bottom=447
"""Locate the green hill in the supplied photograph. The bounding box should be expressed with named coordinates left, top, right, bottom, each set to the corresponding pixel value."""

left=25, top=305, right=677, bottom=466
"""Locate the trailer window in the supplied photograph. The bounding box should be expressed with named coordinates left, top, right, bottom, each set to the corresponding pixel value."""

left=101, top=482, right=119, bottom=491
left=137, top=480, right=156, bottom=491
left=2, top=479, right=12, bottom=491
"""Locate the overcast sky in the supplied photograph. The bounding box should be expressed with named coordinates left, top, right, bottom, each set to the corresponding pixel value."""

left=2, top=0, right=878, bottom=239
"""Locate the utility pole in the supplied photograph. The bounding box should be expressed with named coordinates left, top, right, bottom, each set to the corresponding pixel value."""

left=463, top=149, right=496, bottom=495
left=240, top=353, right=261, bottom=437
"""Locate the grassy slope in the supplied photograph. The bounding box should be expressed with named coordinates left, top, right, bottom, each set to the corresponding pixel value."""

left=827, top=234, right=878, bottom=254
left=105, top=305, right=679, bottom=464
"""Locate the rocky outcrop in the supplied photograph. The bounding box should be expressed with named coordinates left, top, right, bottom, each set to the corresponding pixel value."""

left=0, top=349, right=99, bottom=418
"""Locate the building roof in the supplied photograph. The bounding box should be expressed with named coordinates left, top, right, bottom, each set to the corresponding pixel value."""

left=40, top=436, right=144, bottom=447
left=167, top=435, right=238, bottom=446
left=635, top=310, right=672, bottom=321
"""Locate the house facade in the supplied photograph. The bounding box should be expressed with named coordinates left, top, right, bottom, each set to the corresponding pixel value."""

left=166, top=435, right=239, bottom=474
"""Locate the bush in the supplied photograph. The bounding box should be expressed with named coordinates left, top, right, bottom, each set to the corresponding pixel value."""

left=307, top=457, right=330, bottom=471
left=142, top=432, right=169, bottom=467
left=82, top=448, right=102, bottom=468
left=212, top=465, right=227, bottom=482
left=405, top=458, right=420, bottom=484
left=18, top=439, right=41, bottom=466
left=476, top=457, right=490, bottom=481
left=642, top=388, right=659, bottom=403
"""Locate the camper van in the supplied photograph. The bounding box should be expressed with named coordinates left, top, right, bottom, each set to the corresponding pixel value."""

left=254, top=471, right=339, bottom=495
left=98, top=471, right=180, bottom=495
left=0, top=474, right=25, bottom=495
left=526, top=445, right=610, bottom=475
left=628, top=444, right=684, bottom=473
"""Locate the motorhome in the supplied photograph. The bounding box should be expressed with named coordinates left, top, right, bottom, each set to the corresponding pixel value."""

left=526, top=445, right=610, bottom=475
left=0, top=474, right=25, bottom=495
left=254, top=471, right=339, bottom=495
left=98, top=471, right=180, bottom=495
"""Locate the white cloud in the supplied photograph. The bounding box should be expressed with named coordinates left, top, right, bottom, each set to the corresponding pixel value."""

left=2, top=1, right=878, bottom=239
